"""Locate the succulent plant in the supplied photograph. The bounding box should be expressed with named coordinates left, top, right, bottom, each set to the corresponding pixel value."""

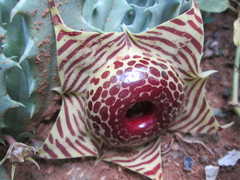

left=0, top=0, right=190, bottom=139
left=0, top=0, right=59, bottom=138
left=36, top=0, right=231, bottom=179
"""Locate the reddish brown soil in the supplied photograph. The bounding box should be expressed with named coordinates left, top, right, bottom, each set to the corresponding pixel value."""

left=1, top=11, right=240, bottom=180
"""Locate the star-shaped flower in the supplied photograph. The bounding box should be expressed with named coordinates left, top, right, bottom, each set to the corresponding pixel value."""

left=38, top=0, right=229, bottom=179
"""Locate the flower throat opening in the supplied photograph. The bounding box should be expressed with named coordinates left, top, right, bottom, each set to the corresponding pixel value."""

left=126, top=101, right=154, bottom=119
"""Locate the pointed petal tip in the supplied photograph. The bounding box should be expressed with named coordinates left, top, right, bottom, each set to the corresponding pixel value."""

left=25, top=157, right=40, bottom=170
left=122, top=24, right=132, bottom=34
left=200, top=70, right=217, bottom=78
left=51, top=87, right=62, bottom=94
left=219, top=121, right=234, bottom=130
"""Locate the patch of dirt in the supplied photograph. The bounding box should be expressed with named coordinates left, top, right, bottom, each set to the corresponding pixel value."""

left=1, top=10, right=240, bottom=180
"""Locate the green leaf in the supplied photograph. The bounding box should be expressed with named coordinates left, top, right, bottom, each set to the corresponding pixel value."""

left=197, top=0, right=229, bottom=13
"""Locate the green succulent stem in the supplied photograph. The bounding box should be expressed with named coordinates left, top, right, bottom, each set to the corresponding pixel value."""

left=232, top=46, right=240, bottom=116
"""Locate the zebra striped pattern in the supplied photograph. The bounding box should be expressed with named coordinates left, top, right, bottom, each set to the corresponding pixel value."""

left=103, top=137, right=162, bottom=180
left=169, top=70, right=219, bottom=133
left=39, top=92, right=102, bottom=159
left=39, top=0, right=220, bottom=180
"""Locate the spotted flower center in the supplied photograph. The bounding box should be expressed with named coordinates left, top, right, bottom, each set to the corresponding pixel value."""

left=85, top=56, right=184, bottom=147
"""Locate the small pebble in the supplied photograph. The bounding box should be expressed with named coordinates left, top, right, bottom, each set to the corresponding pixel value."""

left=100, top=176, right=107, bottom=180
left=45, top=166, right=54, bottom=175
left=171, top=142, right=180, bottom=151
left=223, top=88, right=231, bottom=98
left=183, top=156, right=194, bottom=171
left=212, top=108, right=226, bottom=117
left=205, top=165, right=219, bottom=180
left=162, top=144, right=169, bottom=152
left=210, top=134, right=220, bottom=143
left=199, top=155, right=209, bottom=164
left=66, top=169, right=74, bottom=176
left=118, top=166, right=123, bottom=172
left=174, top=162, right=180, bottom=167
left=80, top=172, right=84, bottom=178
left=212, top=32, right=221, bottom=39
left=209, top=40, right=219, bottom=49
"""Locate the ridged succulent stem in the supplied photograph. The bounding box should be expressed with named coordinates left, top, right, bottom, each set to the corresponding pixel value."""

left=232, top=46, right=240, bottom=116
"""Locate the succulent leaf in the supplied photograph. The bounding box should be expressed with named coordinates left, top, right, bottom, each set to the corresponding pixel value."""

left=0, top=54, right=24, bottom=132
left=0, top=0, right=58, bottom=137
left=196, top=0, right=230, bottom=13
left=83, top=0, right=131, bottom=32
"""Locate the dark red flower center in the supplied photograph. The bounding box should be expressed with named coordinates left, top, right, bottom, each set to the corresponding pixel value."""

left=85, top=56, right=184, bottom=147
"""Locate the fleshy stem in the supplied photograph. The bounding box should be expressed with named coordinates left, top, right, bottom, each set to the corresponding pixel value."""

left=232, top=46, right=240, bottom=116
left=0, top=134, right=17, bottom=145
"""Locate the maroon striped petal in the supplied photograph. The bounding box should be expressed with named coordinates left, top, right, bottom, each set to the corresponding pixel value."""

left=38, top=93, right=102, bottom=158
left=169, top=71, right=220, bottom=133
left=103, top=137, right=162, bottom=180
